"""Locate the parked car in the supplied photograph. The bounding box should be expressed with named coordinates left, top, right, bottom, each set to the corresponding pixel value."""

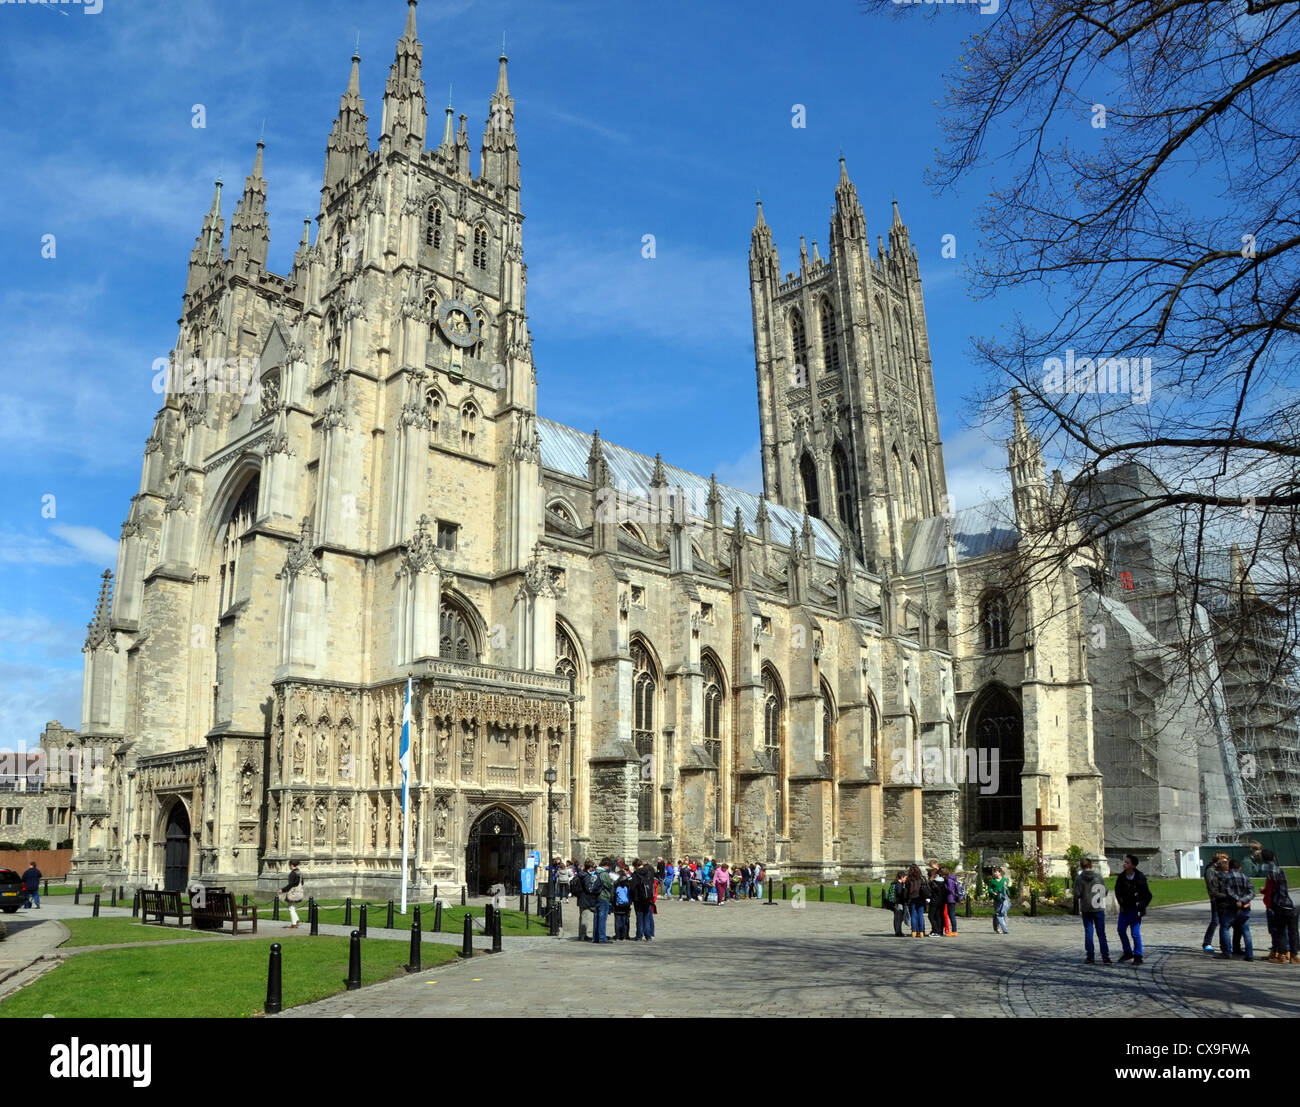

left=0, top=868, right=25, bottom=912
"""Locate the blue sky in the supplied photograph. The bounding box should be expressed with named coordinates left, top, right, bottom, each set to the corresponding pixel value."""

left=0, top=0, right=1020, bottom=742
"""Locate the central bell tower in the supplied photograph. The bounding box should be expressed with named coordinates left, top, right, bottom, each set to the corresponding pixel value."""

left=749, top=159, right=948, bottom=571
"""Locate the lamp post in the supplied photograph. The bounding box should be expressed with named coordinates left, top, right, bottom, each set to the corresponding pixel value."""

left=543, top=766, right=557, bottom=926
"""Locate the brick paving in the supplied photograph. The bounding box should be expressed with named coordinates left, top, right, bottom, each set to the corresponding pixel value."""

left=277, top=897, right=1300, bottom=1019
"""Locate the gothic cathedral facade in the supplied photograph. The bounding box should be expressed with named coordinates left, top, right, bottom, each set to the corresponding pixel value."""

left=72, top=1, right=1105, bottom=896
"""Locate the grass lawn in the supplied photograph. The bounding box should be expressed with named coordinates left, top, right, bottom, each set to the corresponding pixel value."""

left=275, top=900, right=540, bottom=936
left=58, top=918, right=214, bottom=947
left=0, top=934, right=461, bottom=1018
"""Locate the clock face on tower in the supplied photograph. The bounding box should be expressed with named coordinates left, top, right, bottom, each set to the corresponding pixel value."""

left=436, top=299, right=482, bottom=348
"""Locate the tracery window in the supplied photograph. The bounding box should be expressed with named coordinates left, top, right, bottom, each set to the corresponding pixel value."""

left=790, top=310, right=808, bottom=375
left=439, top=597, right=479, bottom=662
left=472, top=225, right=489, bottom=270
left=632, top=638, right=658, bottom=832
left=425, top=203, right=443, bottom=249
left=763, top=667, right=784, bottom=833
left=219, top=478, right=259, bottom=614
left=556, top=625, right=580, bottom=815
left=425, top=387, right=443, bottom=437
left=820, top=300, right=841, bottom=373
left=801, top=452, right=820, bottom=519
left=981, top=591, right=1011, bottom=651
left=703, top=654, right=724, bottom=831
left=833, top=444, right=856, bottom=536
left=818, top=679, right=836, bottom=766
left=460, top=402, right=478, bottom=450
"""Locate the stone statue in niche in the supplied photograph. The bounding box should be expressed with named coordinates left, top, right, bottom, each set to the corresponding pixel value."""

left=337, top=802, right=350, bottom=846
left=369, top=802, right=378, bottom=847
left=291, top=801, right=303, bottom=846
left=316, top=729, right=329, bottom=777
left=239, top=766, right=254, bottom=811
left=434, top=797, right=448, bottom=840
left=293, top=730, right=305, bottom=776
left=338, top=731, right=352, bottom=780
left=371, top=739, right=380, bottom=781
left=314, top=800, right=328, bottom=845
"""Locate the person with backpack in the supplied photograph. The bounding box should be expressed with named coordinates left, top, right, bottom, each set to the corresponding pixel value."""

left=631, top=859, right=656, bottom=940
left=1073, top=857, right=1111, bottom=964
left=905, top=864, right=928, bottom=937
left=612, top=866, right=633, bottom=939
left=943, top=865, right=963, bottom=935
left=752, top=863, right=763, bottom=900
left=987, top=866, right=1011, bottom=934
left=575, top=859, right=598, bottom=941
left=887, top=871, right=907, bottom=936
left=1218, top=857, right=1255, bottom=961
left=1202, top=851, right=1227, bottom=953
left=592, top=858, right=615, bottom=943
left=1261, top=849, right=1297, bottom=964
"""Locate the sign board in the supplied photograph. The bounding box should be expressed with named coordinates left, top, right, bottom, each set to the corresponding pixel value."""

left=527, top=850, right=541, bottom=870
left=520, top=867, right=536, bottom=894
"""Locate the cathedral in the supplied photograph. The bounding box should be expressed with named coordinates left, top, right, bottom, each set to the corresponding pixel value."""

left=74, top=0, right=1259, bottom=897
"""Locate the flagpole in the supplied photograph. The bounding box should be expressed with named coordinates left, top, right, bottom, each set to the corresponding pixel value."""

left=400, top=677, right=412, bottom=915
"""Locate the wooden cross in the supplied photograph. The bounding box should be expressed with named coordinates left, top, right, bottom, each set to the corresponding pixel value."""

left=1021, top=807, right=1059, bottom=882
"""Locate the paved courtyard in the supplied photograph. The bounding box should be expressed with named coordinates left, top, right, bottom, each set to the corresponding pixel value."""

left=278, top=897, right=1300, bottom=1019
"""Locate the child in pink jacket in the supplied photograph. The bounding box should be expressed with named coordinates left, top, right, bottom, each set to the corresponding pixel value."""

left=714, top=863, right=731, bottom=905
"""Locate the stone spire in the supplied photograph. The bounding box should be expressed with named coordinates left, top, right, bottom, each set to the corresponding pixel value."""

left=481, top=49, right=520, bottom=206
left=888, top=197, right=912, bottom=257
left=324, top=49, right=370, bottom=191
left=456, top=112, right=471, bottom=176
left=185, top=177, right=225, bottom=296
left=82, top=570, right=117, bottom=652
left=832, top=154, right=865, bottom=242
left=749, top=197, right=779, bottom=282
left=228, top=140, right=270, bottom=276
left=381, top=0, right=427, bottom=156
left=650, top=452, right=667, bottom=488
left=292, top=217, right=313, bottom=276
left=1007, top=389, right=1048, bottom=530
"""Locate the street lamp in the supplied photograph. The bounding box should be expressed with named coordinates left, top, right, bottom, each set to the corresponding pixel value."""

left=543, top=767, right=558, bottom=932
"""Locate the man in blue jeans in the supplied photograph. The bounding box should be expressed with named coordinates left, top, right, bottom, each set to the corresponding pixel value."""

left=21, top=861, right=41, bottom=909
left=1073, top=857, right=1111, bottom=964
left=593, top=858, right=614, bottom=943
left=1218, top=857, right=1255, bottom=961
left=1115, top=853, right=1153, bottom=965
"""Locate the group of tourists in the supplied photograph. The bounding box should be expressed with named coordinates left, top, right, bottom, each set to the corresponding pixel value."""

left=886, top=861, right=968, bottom=938
left=557, top=857, right=659, bottom=943
left=1202, top=848, right=1296, bottom=964
left=666, top=857, right=766, bottom=903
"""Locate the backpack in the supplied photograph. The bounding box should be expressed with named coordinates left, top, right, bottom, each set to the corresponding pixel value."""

left=954, top=880, right=966, bottom=902
left=614, top=883, right=630, bottom=907
left=885, top=881, right=898, bottom=906
left=583, top=869, right=603, bottom=896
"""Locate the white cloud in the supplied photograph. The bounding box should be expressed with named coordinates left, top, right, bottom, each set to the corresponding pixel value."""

left=49, top=525, right=119, bottom=566
left=0, top=528, right=118, bottom=568
left=0, top=661, right=83, bottom=746
left=942, top=423, right=1010, bottom=512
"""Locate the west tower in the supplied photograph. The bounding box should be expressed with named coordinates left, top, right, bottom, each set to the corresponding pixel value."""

left=749, top=160, right=948, bottom=572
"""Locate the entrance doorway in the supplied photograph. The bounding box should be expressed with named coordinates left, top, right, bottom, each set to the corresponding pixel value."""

left=465, top=807, right=526, bottom=896
left=163, top=802, right=191, bottom=892
left=965, top=685, right=1024, bottom=843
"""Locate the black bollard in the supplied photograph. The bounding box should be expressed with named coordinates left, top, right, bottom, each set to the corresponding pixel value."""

left=433, top=884, right=438, bottom=902
left=110, top=887, right=117, bottom=908
left=493, top=908, right=504, bottom=953
left=74, top=885, right=80, bottom=906
left=849, top=886, right=855, bottom=905
left=92, top=893, right=100, bottom=917
left=344, top=897, right=352, bottom=926
left=434, top=901, right=443, bottom=933
left=782, top=881, right=787, bottom=901
left=359, top=903, right=368, bottom=938
left=459, top=912, right=473, bottom=958
left=43, top=879, right=48, bottom=896
left=485, top=903, right=495, bottom=944
left=243, top=893, right=249, bottom=907
left=347, top=930, right=362, bottom=990
left=406, top=913, right=422, bottom=973
left=867, top=887, right=873, bottom=908
left=386, top=900, right=394, bottom=930
left=273, top=896, right=280, bottom=922
left=1030, top=889, right=1038, bottom=918
left=461, top=885, right=466, bottom=906
left=549, top=899, right=561, bottom=937
left=76, top=878, right=83, bottom=895
left=309, top=898, right=319, bottom=936
left=765, top=877, right=776, bottom=906
left=819, top=885, right=825, bottom=902
left=118, top=885, right=124, bottom=901
left=132, top=889, right=140, bottom=918
left=966, top=896, right=972, bottom=918
left=265, top=943, right=283, bottom=1014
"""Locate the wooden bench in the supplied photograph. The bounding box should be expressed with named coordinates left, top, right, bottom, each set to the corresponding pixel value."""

left=190, top=891, right=258, bottom=935
left=140, top=889, right=189, bottom=927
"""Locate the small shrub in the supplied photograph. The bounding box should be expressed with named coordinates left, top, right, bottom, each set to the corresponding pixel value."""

left=21, top=838, right=50, bottom=852
left=0, top=841, right=19, bottom=851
